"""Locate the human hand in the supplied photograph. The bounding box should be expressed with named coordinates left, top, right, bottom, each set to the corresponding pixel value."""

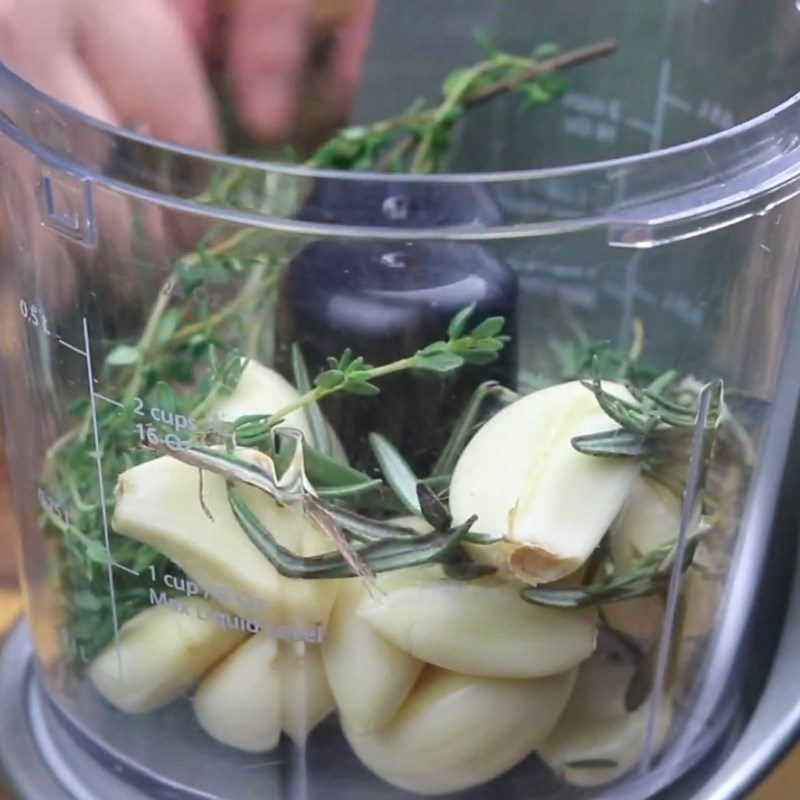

left=0, top=0, right=374, bottom=149
left=215, top=0, right=375, bottom=142
left=0, top=0, right=221, bottom=150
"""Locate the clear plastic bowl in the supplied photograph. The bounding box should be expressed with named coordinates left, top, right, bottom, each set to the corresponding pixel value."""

left=2, top=1, right=800, bottom=798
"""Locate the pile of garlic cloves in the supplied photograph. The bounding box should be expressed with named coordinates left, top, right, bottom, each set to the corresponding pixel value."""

left=88, top=365, right=725, bottom=795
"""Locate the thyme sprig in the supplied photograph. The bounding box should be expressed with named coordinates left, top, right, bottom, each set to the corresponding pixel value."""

left=311, top=37, right=617, bottom=173
left=193, top=34, right=617, bottom=277
left=231, top=304, right=508, bottom=447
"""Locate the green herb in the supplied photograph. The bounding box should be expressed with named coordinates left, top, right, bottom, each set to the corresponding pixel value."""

left=416, top=484, right=453, bottom=532
left=290, top=344, right=331, bottom=455
left=369, top=433, right=422, bottom=515
left=229, top=487, right=475, bottom=579
left=310, top=37, right=617, bottom=173
left=230, top=304, right=509, bottom=447
left=571, top=376, right=723, bottom=462
left=273, top=439, right=381, bottom=499
left=148, top=440, right=479, bottom=579
left=539, top=317, right=664, bottom=386
left=581, top=374, right=723, bottom=438
left=520, top=536, right=702, bottom=610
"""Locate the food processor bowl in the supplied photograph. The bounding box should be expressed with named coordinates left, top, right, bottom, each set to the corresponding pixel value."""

left=2, top=1, right=800, bottom=798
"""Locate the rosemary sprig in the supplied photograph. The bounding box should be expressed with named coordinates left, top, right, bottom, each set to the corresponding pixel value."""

left=571, top=373, right=724, bottom=460
left=151, top=440, right=478, bottom=579
left=521, top=536, right=701, bottom=610
left=290, top=344, right=331, bottom=456
left=369, top=433, right=422, bottom=515
left=431, top=380, right=518, bottom=477
left=229, top=488, right=475, bottom=579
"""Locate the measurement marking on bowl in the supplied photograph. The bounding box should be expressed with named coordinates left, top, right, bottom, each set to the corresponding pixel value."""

left=56, top=338, right=88, bottom=357
left=625, top=116, right=655, bottom=135
left=81, top=318, right=123, bottom=681
left=49, top=318, right=125, bottom=680
left=665, top=93, right=692, bottom=114
left=651, top=60, right=672, bottom=150
left=19, top=299, right=129, bottom=660
left=92, top=392, right=123, bottom=409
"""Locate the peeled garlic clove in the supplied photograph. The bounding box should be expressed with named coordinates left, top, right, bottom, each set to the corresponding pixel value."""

left=90, top=598, right=247, bottom=714
left=345, top=667, right=575, bottom=795
left=113, top=451, right=339, bottom=632
left=279, top=641, right=336, bottom=745
left=322, top=578, right=424, bottom=734
left=609, top=477, right=717, bottom=639
left=539, top=658, right=673, bottom=788
left=193, top=635, right=281, bottom=752
left=193, top=636, right=333, bottom=751
left=360, top=567, right=596, bottom=678
left=610, top=477, right=693, bottom=569
left=450, top=380, right=639, bottom=584
left=602, top=596, right=664, bottom=641
left=604, top=568, right=718, bottom=641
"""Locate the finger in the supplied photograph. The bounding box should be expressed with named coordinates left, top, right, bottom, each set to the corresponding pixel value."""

left=327, top=0, right=374, bottom=112
left=171, top=0, right=215, bottom=61
left=227, top=0, right=312, bottom=141
left=39, top=50, right=119, bottom=125
left=76, top=0, right=220, bottom=151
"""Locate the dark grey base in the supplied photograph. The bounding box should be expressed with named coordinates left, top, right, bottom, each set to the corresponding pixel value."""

left=0, top=621, right=152, bottom=800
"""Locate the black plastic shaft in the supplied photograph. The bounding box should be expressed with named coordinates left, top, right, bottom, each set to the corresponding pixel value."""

left=298, top=178, right=504, bottom=228
left=275, top=238, right=518, bottom=474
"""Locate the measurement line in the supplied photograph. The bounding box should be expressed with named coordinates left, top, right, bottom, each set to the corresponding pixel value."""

left=57, top=338, right=88, bottom=357
left=82, top=317, right=123, bottom=682
left=625, top=116, right=654, bottom=135
left=665, top=94, right=692, bottom=113
left=111, top=561, right=140, bottom=577
left=93, top=392, right=123, bottom=409
left=651, top=59, right=672, bottom=151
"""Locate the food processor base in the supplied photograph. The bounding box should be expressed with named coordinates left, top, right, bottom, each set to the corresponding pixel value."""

left=0, top=621, right=152, bottom=800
